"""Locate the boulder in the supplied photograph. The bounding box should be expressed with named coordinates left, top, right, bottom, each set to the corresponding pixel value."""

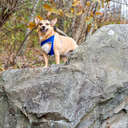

left=0, top=24, right=128, bottom=128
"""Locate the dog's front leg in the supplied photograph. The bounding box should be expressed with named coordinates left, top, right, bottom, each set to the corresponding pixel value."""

left=42, top=52, right=48, bottom=67
left=54, top=50, right=60, bottom=64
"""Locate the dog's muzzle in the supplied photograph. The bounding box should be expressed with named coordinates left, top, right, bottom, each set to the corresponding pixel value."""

left=40, top=26, right=48, bottom=32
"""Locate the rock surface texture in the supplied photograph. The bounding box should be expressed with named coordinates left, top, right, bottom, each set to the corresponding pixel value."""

left=0, top=24, right=128, bottom=128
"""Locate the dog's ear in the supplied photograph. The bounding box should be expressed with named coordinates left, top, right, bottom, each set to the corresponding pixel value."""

left=50, top=18, right=57, bottom=26
left=35, top=16, right=40, bottom=25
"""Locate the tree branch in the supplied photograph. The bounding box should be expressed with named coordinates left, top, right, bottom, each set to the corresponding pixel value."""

left=17, top=0, right=40, bottom=56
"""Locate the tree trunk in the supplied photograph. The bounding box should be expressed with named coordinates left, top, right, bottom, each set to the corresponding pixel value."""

left=17, top=0, right=40, bottom=56
left=71, top=0, right=99, bottom=44
left=71, top=13, right=87, bottom=44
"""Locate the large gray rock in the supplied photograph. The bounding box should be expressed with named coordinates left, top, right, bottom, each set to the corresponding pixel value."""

left=0, top=24, right=128, bottom=128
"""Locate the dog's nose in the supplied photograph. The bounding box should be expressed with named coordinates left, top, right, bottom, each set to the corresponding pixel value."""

left=42, top=26, right=45, bottom=30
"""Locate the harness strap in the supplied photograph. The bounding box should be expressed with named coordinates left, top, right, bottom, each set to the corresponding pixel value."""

left=40, top=35, right=55, bottom=56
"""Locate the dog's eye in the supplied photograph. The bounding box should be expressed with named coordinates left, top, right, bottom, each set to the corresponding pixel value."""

left=39, top=23, right=43, bottom=26
left=46, top=23, right=49, bottom=25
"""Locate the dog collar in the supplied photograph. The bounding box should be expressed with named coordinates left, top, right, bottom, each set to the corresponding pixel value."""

left=40, top=35, right=55, bottom=56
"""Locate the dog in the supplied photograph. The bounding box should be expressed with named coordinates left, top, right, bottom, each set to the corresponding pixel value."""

left=35, top=16, right=78, bottom=67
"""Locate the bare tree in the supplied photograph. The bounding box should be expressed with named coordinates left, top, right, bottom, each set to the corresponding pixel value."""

left=17, top=0, right=40, bottom=56
left=71, top=0, right=99, bottom=44
left=0, top=0, right=25, bottom=29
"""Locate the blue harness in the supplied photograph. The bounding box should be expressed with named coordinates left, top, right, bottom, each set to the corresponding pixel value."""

left=40, top=35, right=55, bottom=56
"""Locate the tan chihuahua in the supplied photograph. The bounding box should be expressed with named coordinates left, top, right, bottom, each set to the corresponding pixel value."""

left=35, top=16, right=78, bottom=67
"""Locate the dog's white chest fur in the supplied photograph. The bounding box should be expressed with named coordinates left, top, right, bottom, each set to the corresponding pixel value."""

left=40, top=36, right=51, bottom=54
left=41, top=44, right=50, bottom=54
